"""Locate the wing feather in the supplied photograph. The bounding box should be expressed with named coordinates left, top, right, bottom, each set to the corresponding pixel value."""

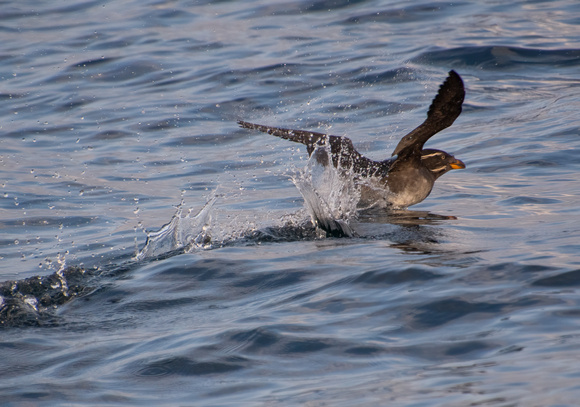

left=237, top=120, right=380, bottom=174
left=391, top=70, right=464, bottom=157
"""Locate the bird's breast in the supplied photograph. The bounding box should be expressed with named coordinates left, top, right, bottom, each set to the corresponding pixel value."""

left=357, top=167, right=434, bottom=209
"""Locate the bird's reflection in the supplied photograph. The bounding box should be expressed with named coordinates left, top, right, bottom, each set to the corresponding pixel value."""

left=358, top=207, right=457, bottom=227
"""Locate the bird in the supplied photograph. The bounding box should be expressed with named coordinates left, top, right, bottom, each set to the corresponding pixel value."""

left=238, top=70, right=466, bottom=210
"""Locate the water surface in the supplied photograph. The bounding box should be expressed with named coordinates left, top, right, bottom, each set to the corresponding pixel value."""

left=1, top=0, right=580, bottom=405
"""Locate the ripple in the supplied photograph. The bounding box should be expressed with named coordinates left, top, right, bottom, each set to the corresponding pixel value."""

left=343, top=2, right=465, bottom=24
left=409, top=298, right=506, bottom=329
left=353, top=266, right=444, bottom=286
left=532, top=269, right=580, bottom=287
left=136, top=356, right=248, bottom=377
left=413, top=46, right=580, bottom=70
left=498, top=196, right=562, bottom=206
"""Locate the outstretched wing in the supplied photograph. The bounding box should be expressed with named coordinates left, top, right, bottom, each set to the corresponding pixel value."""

left=237, top=120, right=378, bottom=173
left=238, top=120, right=329, bottom=155
left=391, top=70, right=464, bottom=157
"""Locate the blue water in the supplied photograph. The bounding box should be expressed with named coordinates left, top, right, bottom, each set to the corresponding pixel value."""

left=2, top=0, right=580, bottom=405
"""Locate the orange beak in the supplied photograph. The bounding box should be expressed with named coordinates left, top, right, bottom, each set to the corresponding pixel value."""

left=450, top=158, right=466, bottom=170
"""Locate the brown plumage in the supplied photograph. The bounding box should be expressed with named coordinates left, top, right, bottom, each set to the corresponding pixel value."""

left=238, top=70, right=466, bottom=209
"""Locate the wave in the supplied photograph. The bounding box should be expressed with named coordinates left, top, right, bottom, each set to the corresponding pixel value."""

left=413, top=46, right=580, bottom=70
left=0, top=151, right=458, bottom=328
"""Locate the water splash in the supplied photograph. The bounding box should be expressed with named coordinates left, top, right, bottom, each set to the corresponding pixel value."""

left=292, top=145, right=360, bottom=237
left=0, top=176, right=359, bottom=328
left=0, top=265, right=91, bottom=327
left=135, top=194, right=217, bottom=260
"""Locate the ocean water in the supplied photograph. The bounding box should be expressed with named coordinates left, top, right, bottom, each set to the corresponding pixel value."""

left=1, top=0, right=580, bottom=405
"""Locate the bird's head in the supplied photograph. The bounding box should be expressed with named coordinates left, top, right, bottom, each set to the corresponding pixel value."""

left=420, top=149, right=465, bottom=179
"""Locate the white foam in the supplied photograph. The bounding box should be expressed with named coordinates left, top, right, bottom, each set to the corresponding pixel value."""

left=292, top=145, right=360, bottom=237
left=136, top=194, right=217, bottom=260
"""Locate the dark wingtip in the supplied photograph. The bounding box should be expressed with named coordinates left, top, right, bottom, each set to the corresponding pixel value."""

left=425, top=69, right=465, bottom=126
left=448, top=69, right=460, bottom=79
left=391, top=70, right=465, bottom=157
left=436, top=69, right=464, bottom=102
left=238, top=120, right=265, bottom=131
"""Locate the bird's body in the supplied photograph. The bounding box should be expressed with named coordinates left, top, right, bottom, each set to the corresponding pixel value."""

left=238, top=70, right=466, bottom=209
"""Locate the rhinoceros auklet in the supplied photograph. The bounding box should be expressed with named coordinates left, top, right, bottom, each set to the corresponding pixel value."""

left=238, top=70, right=466, bottom=209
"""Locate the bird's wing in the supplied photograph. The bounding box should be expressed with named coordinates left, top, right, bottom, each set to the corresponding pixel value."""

left=238, top=120, right=331, bottom=155
left=391, top=70, right=464, bottom=157
left=237, top=120, right=375, bottom=172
